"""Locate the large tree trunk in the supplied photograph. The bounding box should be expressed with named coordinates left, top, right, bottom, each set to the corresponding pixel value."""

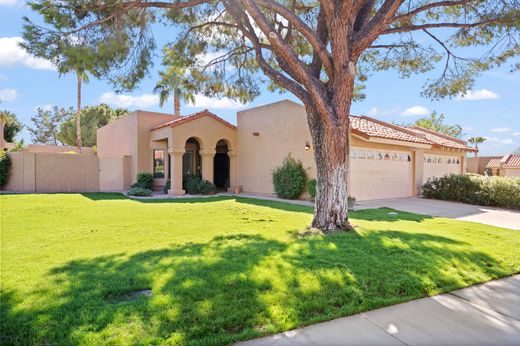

left=76, top=73, right=82, bottom=152
left=306, top=105, right=352, bottom=232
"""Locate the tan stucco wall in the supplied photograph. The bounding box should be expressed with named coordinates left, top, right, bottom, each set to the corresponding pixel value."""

left=467, top=156, right=502, bottom=175
left=236, top=100, right=315, bottom=196
left=97, top=110, right=177, bottom=185
left=25, top=145, right=95, bottom=153
left=503, top=168, right=520, bottom=177
left=3, top=152, right=98, bottom=192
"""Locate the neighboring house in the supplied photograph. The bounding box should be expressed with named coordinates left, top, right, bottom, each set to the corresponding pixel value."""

left=485, top=155, right=520, bottom=177
left=467, top=156, right=502, bottom=175
left=97, top=100, right=476, bottom=201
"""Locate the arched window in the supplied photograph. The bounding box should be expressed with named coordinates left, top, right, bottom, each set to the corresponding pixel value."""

left=384, top=153, right=390, bottom=160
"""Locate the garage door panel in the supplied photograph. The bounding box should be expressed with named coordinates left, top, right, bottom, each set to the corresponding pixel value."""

left=423, top=154, right=462, bottom=184
left=351, top=148, right=413, bottom=201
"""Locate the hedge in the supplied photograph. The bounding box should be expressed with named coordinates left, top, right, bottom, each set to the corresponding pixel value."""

left=422, top=174, right=520, bottom=210
left=0, top=151, right=12, bottom=188
left=307, top=179, right=317, bottom=199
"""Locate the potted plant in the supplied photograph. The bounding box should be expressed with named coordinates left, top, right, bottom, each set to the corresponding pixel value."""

left=347, top=196, right=356, bottom=211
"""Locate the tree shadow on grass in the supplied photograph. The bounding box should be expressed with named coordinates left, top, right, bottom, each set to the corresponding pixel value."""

left=1, top=231, right=512, bottom=346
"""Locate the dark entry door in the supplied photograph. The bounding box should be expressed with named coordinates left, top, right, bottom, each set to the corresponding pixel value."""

left=213, top=154, right=229, bottom=189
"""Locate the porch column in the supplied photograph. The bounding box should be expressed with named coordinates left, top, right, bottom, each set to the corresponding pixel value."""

left=200, top=149, right=216, bottom=183
left=168, top=146, right=185, bottom=195
left=228, top=149, right=237, bottom=192
left=413, top=149, right=425, bottom=196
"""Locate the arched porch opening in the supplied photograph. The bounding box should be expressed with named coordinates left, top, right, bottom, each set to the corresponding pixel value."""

left=214, top=139, right=230, bottom=190
left=183, top=137, right=202, bottom=189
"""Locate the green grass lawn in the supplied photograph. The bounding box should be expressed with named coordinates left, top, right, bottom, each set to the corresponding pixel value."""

left=1, top=193, right=519, bottom=345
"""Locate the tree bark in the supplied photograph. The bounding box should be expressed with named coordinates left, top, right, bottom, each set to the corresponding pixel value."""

left=174, top=89, right=181, bottom=116
left=76, top=73, right=82, bottom=152
left=306, top=105, right=352, bottom=232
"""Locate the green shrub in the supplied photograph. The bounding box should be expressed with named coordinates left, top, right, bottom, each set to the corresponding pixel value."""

left=163, top=179, right=171, bottom=194
left=133, top=172, right=154, bottom=190
left=0, top=151, right=12, bottom=188
left=199, top=180, right=217, bottom=195
left=422, top=174, right=520, bottom=209
left=307, top=179, right=317, bottom=199
left=128, top=186, right=153, bottom=197
left=272, top=155, right=307, bottom=199
left=185, top=175, right=217, bottom=195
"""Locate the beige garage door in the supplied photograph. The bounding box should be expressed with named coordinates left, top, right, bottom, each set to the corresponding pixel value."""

left=423, top=154, right=462, bottom=184
left=351, top=148, right=413, bottom=200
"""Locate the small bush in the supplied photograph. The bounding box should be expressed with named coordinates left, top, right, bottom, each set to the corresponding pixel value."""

left=307, top=179, right=317, bottom=199
left=272, top=155, right=307, bottom=199
left=422, top=174, right=520, bottom=209
left=133, top=172, right=154, bottom=190
left=185, top=175, right=217, bottom=195
left=163, top=180, right=171, bottom=194
left=0, top=151, right=12, bottom=188
left=128, top=186, right=153, bottom=197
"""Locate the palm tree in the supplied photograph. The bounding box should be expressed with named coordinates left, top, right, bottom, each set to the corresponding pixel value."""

left=153, top=71, right=194, bottom=116
left=74, top=69, right=89, bottom=151
left=468, top=137, right=487, bottom=157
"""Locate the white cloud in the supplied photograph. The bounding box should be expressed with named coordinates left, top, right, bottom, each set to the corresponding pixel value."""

left=367, top=107, right=380, bottom=116
left=0, top=88, right=17, bottom=101
left=401, top=106, right=429, bottom=116
left=99, top=92, right=159, bottom=108
left=484, top=136, right=515, bottom=145
left=0, top=0, right=19, bottom=6
left=186, top=94, right=248, bottom=110
left=513, top=132, right=520, bottom=137
left=456, top=89, right=499, bottom=101
left=0, top=37, right=55, bottom=70
left=491, top=127, right=511, bottom=133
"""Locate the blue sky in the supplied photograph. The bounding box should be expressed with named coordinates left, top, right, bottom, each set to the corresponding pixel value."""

left=1, top=1, right=518, bottom=155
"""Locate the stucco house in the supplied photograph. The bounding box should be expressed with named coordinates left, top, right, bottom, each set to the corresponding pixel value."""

left=97, top=100, right=477, bottom=201
left=485, top=154, right=520, bottom=177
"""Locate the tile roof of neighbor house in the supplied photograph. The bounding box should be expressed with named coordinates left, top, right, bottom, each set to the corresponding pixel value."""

left=351, top=116, right=432, bottom=145
left=151, top=109, right=237, bottom=131
left=501, top=154, right=520, bottom=168
left=486, top=158, right=502, bottom=169
left=150, top=106, right=475, bottom=152
left=408, top=126, right=478, bottom=152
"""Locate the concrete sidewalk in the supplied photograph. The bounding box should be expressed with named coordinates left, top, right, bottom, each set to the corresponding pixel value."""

left=238, top=275, right=520, bottom=346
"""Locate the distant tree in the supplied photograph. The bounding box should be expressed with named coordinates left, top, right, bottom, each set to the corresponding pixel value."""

left=28, top=106, right=72, bottom=145
left=413, top=112, right=463, bottom=138
left=58, top=104, right=127, bottom=147
left=0, top=111, right=23, bottom=143
left=514, top=147, right=520, bottom=155
left=22, top=21, right=121, bottom=152
left=468, top=136, right=487, bottom=157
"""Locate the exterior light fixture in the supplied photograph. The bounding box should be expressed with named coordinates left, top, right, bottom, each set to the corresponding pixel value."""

left=305, top=141, right=311, bottom=151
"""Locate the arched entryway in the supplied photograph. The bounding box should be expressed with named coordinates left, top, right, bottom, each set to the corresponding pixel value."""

left=214, top=139, right=230, bottom=190
left=183, top=137, right=202, bottom=189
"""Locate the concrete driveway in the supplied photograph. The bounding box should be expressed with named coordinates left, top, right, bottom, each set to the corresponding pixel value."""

left=238, top=275, right=520, bottom=346
left=355, top=197, right=520, bottom=230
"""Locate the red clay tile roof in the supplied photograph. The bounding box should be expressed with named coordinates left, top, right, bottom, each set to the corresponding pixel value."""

left=151, top=109, right=236, bottom=131
left=408, top=126, right=477, bottom=152
left=350, top=116, right=432, bottom=145
left=486, top=158, right=502, bottom=169
left=150, top=108, right=475, bottom=152
left=501, top=154, right=520, bottom=168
